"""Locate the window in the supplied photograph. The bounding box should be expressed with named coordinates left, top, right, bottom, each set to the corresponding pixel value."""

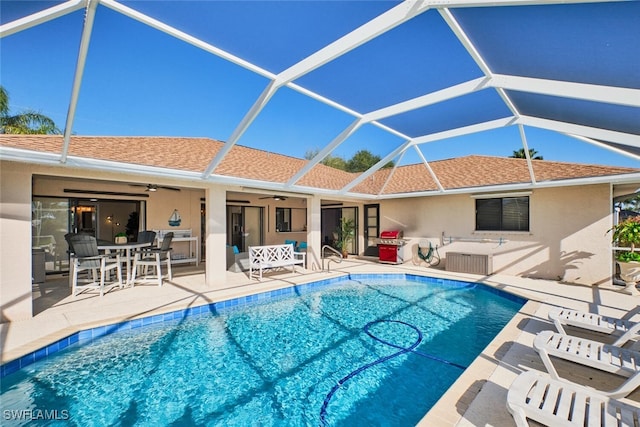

left=476, top=196, right=529, bottom=232
left=276, top=208, right=306, bottom=232
left=276, top=208, right=290, bottom=232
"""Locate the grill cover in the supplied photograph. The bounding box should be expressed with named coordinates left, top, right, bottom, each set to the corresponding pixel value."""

left=380, top=230, right=402, bottom=239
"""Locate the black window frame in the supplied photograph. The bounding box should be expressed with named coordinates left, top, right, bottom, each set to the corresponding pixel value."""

left=275, top=207, right=307, bottom=233
left=275, top=207, right=291, bottom=232
left=475, top=196, right=530, bottom=232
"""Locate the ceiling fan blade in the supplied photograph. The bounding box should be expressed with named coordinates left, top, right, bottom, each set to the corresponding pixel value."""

left=259, top=195, right=287, bottom=200
left=159, top=186, right=181, bottom=192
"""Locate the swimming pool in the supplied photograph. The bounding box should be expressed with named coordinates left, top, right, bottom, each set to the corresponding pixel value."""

left=1, top=274, right=524, bottom=426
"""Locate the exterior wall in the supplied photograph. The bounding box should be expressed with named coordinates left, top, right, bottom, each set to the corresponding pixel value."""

left=205, top=186, right=227, bottom=288
left=0, top=162, right=33, bottom=321
left=0, top=156, right=620, bottom=323
left=29, top=173, right=205, bottom=255
left=307, top=196, right=322, bottom=271
left=263, top=197, right=308, bottom=246
left=226, top=193, right=310, bottom=248
left=380, top=184, right=613, bottom=286
left=1, top=160, right=212, bottom=322
left=145, top=188, right=204, bottom=261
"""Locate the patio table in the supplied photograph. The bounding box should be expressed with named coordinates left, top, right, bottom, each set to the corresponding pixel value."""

left=97, top=242, right=152, bottom=286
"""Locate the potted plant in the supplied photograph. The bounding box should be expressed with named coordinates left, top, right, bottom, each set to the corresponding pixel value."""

left=608, top=215, right=640, bottom=292
left=335, top=217, right=355, bottom=258
left=115, top=232, right=128, bottom=244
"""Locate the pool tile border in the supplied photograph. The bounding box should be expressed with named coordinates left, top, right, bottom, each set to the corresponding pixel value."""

left=1, top=273, right=525, bottom=378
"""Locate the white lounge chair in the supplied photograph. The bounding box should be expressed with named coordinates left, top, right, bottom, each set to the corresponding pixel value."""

left=534, top=330, right=640, bottom=398
left=548, top=306, right=640, bottom=347
left=507, top=370, right=640, bottom=427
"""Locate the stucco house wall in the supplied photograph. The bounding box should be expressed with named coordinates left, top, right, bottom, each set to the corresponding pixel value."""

left=379, top=184, right=613, bottom=286
left=0, top=162, right=33, bottom=322
left=31, top=175, right=205, bottom=244
left=227, top=194, right=309, bottom=247
left=0, top=156, right=621, bottom=322
left=0, top=160, right=228, bottom=321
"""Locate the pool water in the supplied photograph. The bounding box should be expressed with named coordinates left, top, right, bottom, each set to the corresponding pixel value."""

left=1, top=276, right=523, bottom=426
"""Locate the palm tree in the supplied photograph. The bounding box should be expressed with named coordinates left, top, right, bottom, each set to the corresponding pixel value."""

left=0, top=86, right=60, bottom=134
left=510, top=148, right=543, bottom=160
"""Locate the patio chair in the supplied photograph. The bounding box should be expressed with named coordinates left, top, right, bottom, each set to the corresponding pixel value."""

left=65, top=232, right=77, bottom=288
left=548, top=306, right=640, bottom=347
left=70, top=234, right=122, bottom=297
left=132, top=230, right=156, bottom=257
left=507, top=370, right=640, bottom=427
left=534, top=330, right=640, bottom=398
left=65, top=232, right=100, bottom=288
left=284, top=239, right=297, bottom=249
left=137, top=230, right=157, bottom=245
left=131, top=232, right=173, bottom=287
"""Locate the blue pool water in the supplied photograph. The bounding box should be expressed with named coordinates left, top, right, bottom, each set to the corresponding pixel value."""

left=1, top=275, right=523, bottom=426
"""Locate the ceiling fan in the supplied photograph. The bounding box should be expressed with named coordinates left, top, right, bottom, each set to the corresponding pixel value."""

left=128, top=183, right=181, bottom=192
left=259, top=195, right=287, bottom=201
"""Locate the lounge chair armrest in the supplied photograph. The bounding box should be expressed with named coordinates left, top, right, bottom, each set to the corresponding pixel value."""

left=613, top=322, right=640, bottom=347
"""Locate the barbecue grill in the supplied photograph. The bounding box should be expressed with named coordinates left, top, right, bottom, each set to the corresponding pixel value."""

left=377, top=230, right=406, bottom=264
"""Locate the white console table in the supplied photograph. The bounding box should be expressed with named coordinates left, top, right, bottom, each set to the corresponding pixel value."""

left=155, top=230, right=199, bottom=266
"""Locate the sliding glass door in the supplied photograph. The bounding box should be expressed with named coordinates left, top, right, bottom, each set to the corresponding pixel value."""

left=321, top=206, right=358, bottom=255
left=32, top=197, right=145, bottom=274
left=227, top=205, right=264, bottom=252
left=32, top=197, right=70, bottom=274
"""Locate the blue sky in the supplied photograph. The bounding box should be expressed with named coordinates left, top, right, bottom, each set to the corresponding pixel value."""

left=1, top=1, right=638, bottom=168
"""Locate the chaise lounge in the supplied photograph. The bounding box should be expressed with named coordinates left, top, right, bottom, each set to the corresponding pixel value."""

left=548, top=306, right=640, bottom=346
left=534, top=330, right=640, bottom=398
left=507, top=370, right=640, bottom=427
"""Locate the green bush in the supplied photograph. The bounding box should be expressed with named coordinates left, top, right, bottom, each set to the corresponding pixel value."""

left=609, top=216, right=640, bottom=262
left=617, top=251, right=640, bottom=263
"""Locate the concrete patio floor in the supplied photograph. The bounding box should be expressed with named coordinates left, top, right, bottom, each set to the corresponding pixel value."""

left=2, top=258, right=639, bottom=426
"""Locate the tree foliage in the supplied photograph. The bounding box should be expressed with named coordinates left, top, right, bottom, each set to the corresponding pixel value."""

left=510, top=148, right=543, bottom=160
left=0, top=86, right=61, bottom=135
left=304, top=148, right=393, bottom=172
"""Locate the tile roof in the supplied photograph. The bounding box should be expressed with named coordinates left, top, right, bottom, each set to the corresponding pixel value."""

left=356, top=156, right=639, bottom=195
left=1, top=135, right=637, bottom=196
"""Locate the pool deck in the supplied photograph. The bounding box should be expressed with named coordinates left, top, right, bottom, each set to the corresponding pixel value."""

left=2, top=259, right=639, bottom=426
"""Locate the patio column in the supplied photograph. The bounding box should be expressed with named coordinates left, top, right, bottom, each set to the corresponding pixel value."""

left=307, top=195, right=322, bottom=270
left=205, top=185, right=227, bottom=288
left=0, top=162, right=33, bottom=321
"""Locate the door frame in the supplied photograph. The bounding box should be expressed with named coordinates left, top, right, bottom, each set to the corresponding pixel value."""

left=363, top=203, right=380, bottom=257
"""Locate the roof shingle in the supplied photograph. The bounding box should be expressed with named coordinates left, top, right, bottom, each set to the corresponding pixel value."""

left=1, top=135, right=637, bottom=195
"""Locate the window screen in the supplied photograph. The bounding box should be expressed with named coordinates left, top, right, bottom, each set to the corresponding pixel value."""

left=476, top=197, right=529, bottom=231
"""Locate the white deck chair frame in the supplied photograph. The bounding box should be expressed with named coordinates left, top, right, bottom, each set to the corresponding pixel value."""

left=72, top=254, right=122, bottom=297
left=131, top=233, right=173, bottom=287
left=534, top=330, right=640, bottom=398
left=548, top=306, right=640, bottom=347
left=507, top=370, right=640, bottom=427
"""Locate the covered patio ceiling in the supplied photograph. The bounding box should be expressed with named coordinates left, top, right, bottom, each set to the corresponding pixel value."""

left=1, top=0, right=639, bottom=198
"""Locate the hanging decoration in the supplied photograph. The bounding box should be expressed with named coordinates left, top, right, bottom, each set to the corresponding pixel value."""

left=168, top=209, right=182, bottom=227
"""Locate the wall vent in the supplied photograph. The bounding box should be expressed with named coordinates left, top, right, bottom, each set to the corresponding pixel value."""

left=446, top=252, right=493, bottom=275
